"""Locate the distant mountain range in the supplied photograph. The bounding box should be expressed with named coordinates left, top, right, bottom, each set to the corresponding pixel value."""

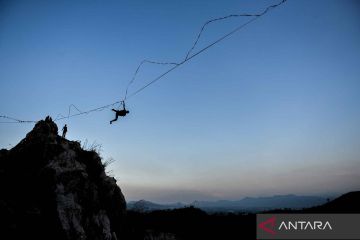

left=127, top=194, right=328, bottom=212
left=127, top=200, right=184, bottom=212
left=124, top=192, right=360, bottom=240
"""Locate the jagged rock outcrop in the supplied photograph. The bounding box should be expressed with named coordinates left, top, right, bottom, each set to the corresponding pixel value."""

left=0, top=118, right=126, bottom=240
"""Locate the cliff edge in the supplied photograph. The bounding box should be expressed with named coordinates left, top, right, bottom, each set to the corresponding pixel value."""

left=0, top=118, right=126, bottom=240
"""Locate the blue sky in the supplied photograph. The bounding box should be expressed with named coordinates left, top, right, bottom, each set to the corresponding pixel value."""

left=1, top=0, right=360, bottom=203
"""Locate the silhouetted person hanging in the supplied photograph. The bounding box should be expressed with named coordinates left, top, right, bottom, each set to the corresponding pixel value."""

left=62, top=124, right=67, bottom=138
left=110, top=101, right=129, bottom=124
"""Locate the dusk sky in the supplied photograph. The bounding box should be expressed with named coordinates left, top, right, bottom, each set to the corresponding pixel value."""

left=1, top=0, right=360, bottom=203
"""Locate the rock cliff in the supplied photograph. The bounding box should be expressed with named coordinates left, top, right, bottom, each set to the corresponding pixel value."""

left=0, top=118, right=126, bottom=240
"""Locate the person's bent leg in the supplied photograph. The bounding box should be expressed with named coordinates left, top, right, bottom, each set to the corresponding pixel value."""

left=110, top=115, right=118, bottom=124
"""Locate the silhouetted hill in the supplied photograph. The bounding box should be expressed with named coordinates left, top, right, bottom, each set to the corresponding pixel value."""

left=124, top=191, right=359, bottom=239
left=0, top=118, right=126, bottom=240
left=127, top=200, right=184, bottom=212
left=125, top=206, right=255, bottom=240
left=192, top=194, right=326, bottom=212
left=305, top=191, right=360, bottom=213
left=127, top=194, right=327, bottom=213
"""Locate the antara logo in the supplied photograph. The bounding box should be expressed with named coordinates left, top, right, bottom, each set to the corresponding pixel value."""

left=258, top=217, right=333, bottom=235
left=258, top=216, right=277, bottom=235
left=279, top=221, right=332, bottom=230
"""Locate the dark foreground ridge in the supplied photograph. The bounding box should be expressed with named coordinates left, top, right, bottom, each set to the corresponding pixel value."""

left=124, top=191, right=360, bottom=240
left=0, top=118, right=126, bottom=240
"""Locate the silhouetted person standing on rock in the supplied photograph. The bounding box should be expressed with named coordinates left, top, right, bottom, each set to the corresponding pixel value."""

left=62, top=124, right=67, bottom=138
left=110, top=102, right=129, bottom=124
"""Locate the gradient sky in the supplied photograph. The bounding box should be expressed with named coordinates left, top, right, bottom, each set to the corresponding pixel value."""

left=1, top=0, right=360, bottom=203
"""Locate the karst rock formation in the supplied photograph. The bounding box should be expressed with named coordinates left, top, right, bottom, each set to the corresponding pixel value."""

left=0, top=118, right=126, bottom=240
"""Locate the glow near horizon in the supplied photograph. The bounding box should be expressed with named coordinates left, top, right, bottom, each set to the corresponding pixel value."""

left=0, top=0, right=359, bottom=203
